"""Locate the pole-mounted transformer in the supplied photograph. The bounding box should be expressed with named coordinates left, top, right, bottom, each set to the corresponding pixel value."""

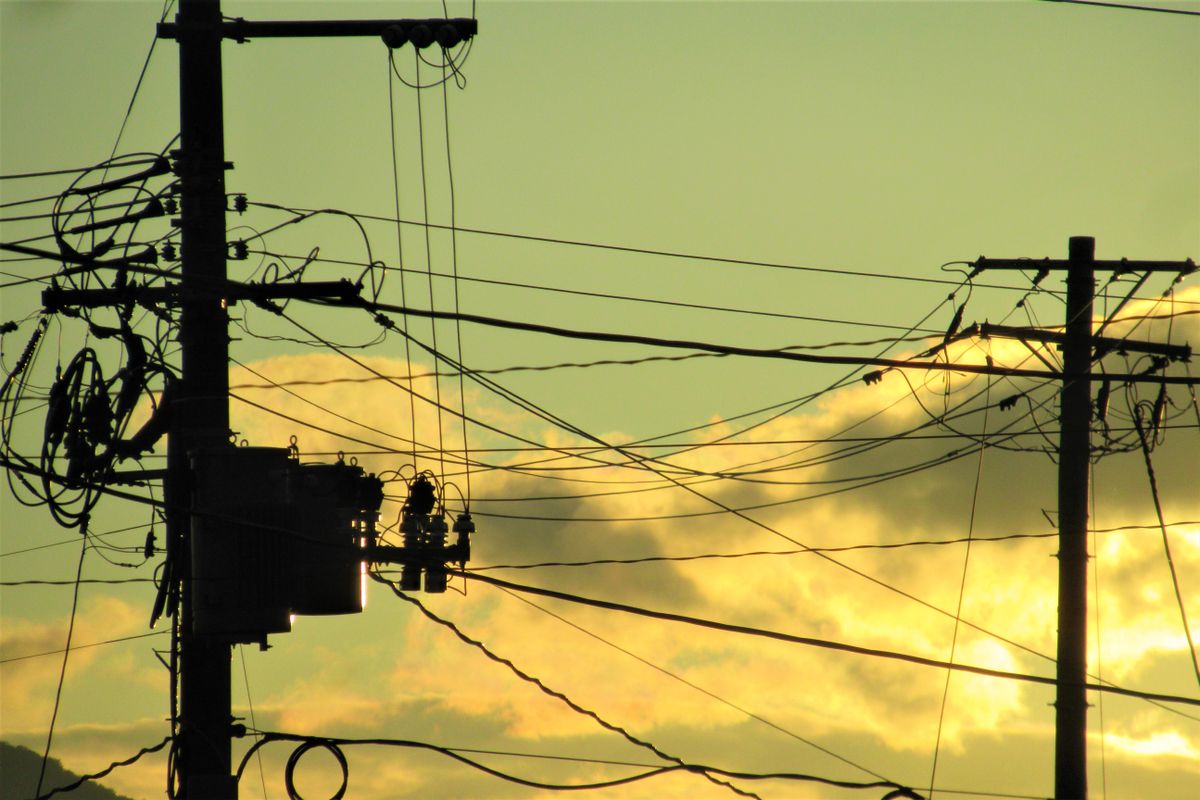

left=190, top=447, right=385, bottom=643
left=190, top=447, right=472, bottom=645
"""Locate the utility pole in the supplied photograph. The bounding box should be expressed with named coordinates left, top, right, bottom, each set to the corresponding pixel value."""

left=973, top=237, right=1193, bottom=799
left=1056, top=236, right=1094, bottom=800
left=172, top=1, right=233, bottom=797
left=156, top=5, right=478, bottom=796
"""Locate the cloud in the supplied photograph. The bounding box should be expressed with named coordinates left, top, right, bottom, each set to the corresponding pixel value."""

left=1, top=596, right=149, bottom=735
left=17, top=287, right=1192, bottom=799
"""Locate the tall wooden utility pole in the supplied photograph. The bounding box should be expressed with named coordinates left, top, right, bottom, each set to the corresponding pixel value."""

left=172, top=1, right=234, bottom=796
left=973, top=236, right=1193, bottom=799
left=1055, top=236, right=1095, bottom=800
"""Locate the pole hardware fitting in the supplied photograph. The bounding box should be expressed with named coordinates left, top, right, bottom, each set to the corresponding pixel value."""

left=381, top=19, right=476, bottom=50
left=65, top=196, right=167, bottom=236
left=228, top=241, right=249, bottom=261
left=168, top=149, right=234, bottom=176
left=64, top=156, right=172, bottom=197
left=227, top=193, right=248, bottom=213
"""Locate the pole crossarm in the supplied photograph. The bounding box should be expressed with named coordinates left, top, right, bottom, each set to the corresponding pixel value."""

left=973, top=256, right=1196, bottom=275
left=42, top=279, right=360, bottom=312
left=157, top=17, right=478, bottom=44
left=977, top=322, right=1192, bottom=362
left=367, top=543, right=471, bottom=569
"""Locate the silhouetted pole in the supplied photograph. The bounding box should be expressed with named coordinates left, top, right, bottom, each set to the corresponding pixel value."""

left=1055, top=236, right=1094, bottom=800
left=172, top=0, right=235, bottom=796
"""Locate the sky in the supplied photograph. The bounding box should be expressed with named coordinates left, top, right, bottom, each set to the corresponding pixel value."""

left=2, top=1, right=1199, bottom=799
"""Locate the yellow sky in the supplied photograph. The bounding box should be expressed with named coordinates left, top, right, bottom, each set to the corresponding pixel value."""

left=2, top=2, right=1199, bottom=799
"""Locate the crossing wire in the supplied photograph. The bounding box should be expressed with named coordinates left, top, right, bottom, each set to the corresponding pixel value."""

left=457, top=570, right=1200, bottom=708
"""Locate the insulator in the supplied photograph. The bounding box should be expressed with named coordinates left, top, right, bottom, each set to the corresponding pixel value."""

left=1095, top=381, right=1110, bottom=423
left=424, top=515, right=449, bottom=593
left=399, top=512, right=422, bottom=591
left=407, top=475, right=437, bottom=517
left=1151, top=384, right=1168, bottom=435
left=453, top=511, right=474, bottom=552
left=408, top=23, right=434, bottom=49
left=436, top=24, right=462, bottom=48
left=381, top=24, right=407, bottom=49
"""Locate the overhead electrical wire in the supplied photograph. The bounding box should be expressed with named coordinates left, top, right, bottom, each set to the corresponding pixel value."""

left=465, top=531, right=1066, bottom=572
left=0, top=630, right=173, bottom=665
left=34, top=534, right=87, bottom=799
left=29, top=735, right=172, bottom=800
left=1133, top=406, right=1200, bottom=691
left=249, top=246, right=946, bottom=335
left=456, top=570, right=1200, bottom=708
left=387, top=48, right=420, bottom=472
left=927, top=372, right=991, bottom=799
left=0, top=158, right=163, bottom=181
left=497, top=585, right=898, bottom=785
left=285, top=282, right=1098, bottom=679
left=237, top=731, right=924, bottom=798
left=246, top=199, right=1200, bottom=305
left=377, top=577, right=763, bottom=799
left=315, top=294, right=1200, bottom=386
left=412, top=48, right=449, bottom=488
left=1039, top=0, right=1200, bottom=17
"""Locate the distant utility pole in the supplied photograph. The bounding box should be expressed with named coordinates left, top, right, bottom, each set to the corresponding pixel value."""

left=157, top=2, right=477, bottom=797
left=973, top=236, right=1193, bottom=800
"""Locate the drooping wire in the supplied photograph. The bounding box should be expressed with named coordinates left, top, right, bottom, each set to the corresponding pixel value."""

left=1089, top=468, right=1108, bottom=800
left=238, top=646, right=270, bottom=800
left=927, top=370, right=991, bottom=798
left=378, top=577, right=762, bottom=799
left=454, top=570, right=1200, bottom=708
left=495, top=585, right=897, bottom=785
left=31, top=736, right=173, bottom=800
left=441, top=57, right=471, bottom=506
left=387, top=52, right=418, bottom=471
left=236, top=731, right=923, bottom=798
left=413, top=49, right=449, bottom=491
left=302, top=287, right=1097, bottom=671
left=0, top=629, right=169, bottom=665
left=1132, top=404, right=1200, bottom=691
left=103, top=0, right=177, bottom=165
left=34, top=530, right=88, bottom=798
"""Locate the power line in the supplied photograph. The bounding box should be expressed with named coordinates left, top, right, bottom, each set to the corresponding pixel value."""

left=248, top=200, right=1180, bottom=300
left=1, top=578, right=154, bottom=587
left=251, top=247, right=946, bottom=334
left=31, top=736, right=172, bottom=800
left=0, top=158, right=162, bottom=181
left=380, top=578, right=762, bottom=799
left=328, top=296, right=1200, bottom=385
left=457, top=570, right=1200, bottom=708
left=466, top=531, right=1063, bottom=572
left=237, top=731, right=923, bottom=798
left=34, top=536, right=87, bottom=798
left=1133, top=409, right=1200, bottom=691
left=1040, top=0, right=1200, bottom=17
left=498, top=586, right=896, bottom=784
left=0, top=630, right=169, bottom=665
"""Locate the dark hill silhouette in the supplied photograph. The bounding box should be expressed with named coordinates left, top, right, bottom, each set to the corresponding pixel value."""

left=0, top=742, right=138, bottom=800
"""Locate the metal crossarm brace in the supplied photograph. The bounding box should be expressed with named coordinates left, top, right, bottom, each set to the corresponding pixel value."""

left=978, top=322, right=1191, bottom=362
